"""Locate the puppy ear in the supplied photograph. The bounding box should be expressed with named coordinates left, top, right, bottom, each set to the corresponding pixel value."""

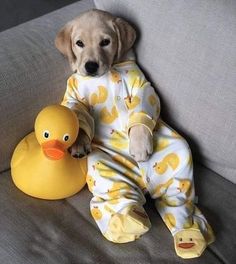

left=113, top=18, right=136, bottom=62
left=55, top=22, right=76, bottom=68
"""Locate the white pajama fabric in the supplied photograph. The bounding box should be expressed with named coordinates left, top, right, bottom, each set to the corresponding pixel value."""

left=62, top=60, right=213, bottom=245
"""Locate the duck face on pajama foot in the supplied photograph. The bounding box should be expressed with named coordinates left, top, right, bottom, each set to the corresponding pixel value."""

left=174, top=229, right=207, bottom=259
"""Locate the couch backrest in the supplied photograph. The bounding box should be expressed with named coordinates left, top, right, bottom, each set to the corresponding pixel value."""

left=95, top=0, right=236, bottom=183
left=0, top=0, right=94, bottom=172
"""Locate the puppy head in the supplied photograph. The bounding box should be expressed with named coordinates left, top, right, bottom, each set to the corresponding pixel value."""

left=55, top=9, right=136, bottom=76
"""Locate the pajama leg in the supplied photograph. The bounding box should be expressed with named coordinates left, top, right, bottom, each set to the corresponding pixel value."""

left=87, top=149, right=151, bottom=243
left=140, top=120, right=215, bottom=258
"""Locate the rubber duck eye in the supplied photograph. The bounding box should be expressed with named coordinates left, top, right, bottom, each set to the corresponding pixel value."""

left=100, top=39, right=110, bottom=47
left=76, top=40, right=84, bottom=48
left=43, top=130, right=50, bottom=139
left=190, top=238, right=193, bottom=241
left=63, top=134, right=70, bottom=142
left=179, top=238, right=183, bottom=242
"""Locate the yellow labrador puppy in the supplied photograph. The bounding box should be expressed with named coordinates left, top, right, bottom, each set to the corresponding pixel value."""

left=55, top=9, right=152, bottom=161
left=55, top=10, right=214, bottom=258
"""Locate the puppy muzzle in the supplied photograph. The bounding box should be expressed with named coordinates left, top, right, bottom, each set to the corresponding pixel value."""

left=85, top=61, right=99, bottom=75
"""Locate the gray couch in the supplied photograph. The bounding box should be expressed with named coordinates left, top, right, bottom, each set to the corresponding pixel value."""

left=0, top=0, right=235, bottom=263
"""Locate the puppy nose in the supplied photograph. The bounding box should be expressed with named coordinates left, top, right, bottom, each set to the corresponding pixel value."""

left=85, top=61, right=99, bottom=75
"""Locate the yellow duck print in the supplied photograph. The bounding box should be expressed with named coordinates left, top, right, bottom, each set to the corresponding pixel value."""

left=153, top=137, right=169, bottom=152
left=148, top=94, right=158, bottom=106
left=110, top=70, right=121, bottom=83
left=110, top=130, right=128, bottom=150
left=163, top=198, right=178, bottom=207
left=126, top=69, right=147, bottom=88
left=91, top=206, right=103, bottom=220
left=153, top=161, right=168, bottom=174
left=164, top=213, right=177, bottom=230
left=178, top=180, right=191, bottom=194
left=100, top=106, right=119, bottom=124
left=90, top=85, right=108, bottom=106
left=124, top=95, right=140, bottom=110
left=124, top=170, right=146, bottom=190
left=159, top=180, right=191, bottom=206
left=154, top=178, right=174, bottom=197
left=153, top=153, right=180, bottom=175
left=64, top=76, right=88, bottom=106
left=93, top=161, right=117, bottom=178
left=107, top=182, right=131, bottom=202
left=112, top=154, right=136, bottom=170
left=86, top=174, right=96, bottom=192
left=111, top=154, right=147, bottom=189
left=67, top=76, right=78, bottom=92
left=104, top=204, right=116, bottom=215
left=172, top=130, right=181, bottom=139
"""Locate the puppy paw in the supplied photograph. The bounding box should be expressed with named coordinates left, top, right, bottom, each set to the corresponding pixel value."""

left=70, top=129, right=91, bottom=158
left=129, top=125, right=153, bottom=162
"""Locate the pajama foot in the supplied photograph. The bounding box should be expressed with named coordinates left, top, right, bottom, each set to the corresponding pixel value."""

left=174, top=229, right=207, bottom=259
left=103, top=205, right=151, bottom=243
left=204, top=223, right=215, bottom=246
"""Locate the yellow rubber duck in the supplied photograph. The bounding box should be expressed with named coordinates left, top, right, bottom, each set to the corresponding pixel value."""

left=11, top=105, right=87, bottom=200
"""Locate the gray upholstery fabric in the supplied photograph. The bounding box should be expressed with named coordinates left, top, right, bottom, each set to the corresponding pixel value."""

left=0, top=0, right=94, bottom=172
left=1, top=163, right=235, bottom=263
left=1, top=1, right=235, bottom=263
left=94, top=0, right=236, bottom=184
left=0, top=0, right=78, bottom=32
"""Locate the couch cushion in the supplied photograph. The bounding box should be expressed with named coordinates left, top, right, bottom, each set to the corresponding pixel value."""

left=0, top=0, right=78, bottom=32
left=94, top=0, right=236, bottom=184
left=1, top=164, right=235, bottom=263
left=0, top=0, right=95, bottom=173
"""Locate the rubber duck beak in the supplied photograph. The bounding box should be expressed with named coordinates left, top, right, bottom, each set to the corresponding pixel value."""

left=42, top=140, right=66, bottom=160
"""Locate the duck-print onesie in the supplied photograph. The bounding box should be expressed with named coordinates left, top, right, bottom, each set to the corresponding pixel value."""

left=62, top=60, right=214, bottom=259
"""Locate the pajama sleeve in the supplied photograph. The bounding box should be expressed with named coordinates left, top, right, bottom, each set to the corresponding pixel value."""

left=61, top=75, right=94, bottom=141
left=125, top=64, right=160, bottom=135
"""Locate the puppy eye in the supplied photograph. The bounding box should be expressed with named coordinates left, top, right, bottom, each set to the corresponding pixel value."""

left=100, top=39, right=110, bottom=47
left=76, top=40, right=84, bottom=48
